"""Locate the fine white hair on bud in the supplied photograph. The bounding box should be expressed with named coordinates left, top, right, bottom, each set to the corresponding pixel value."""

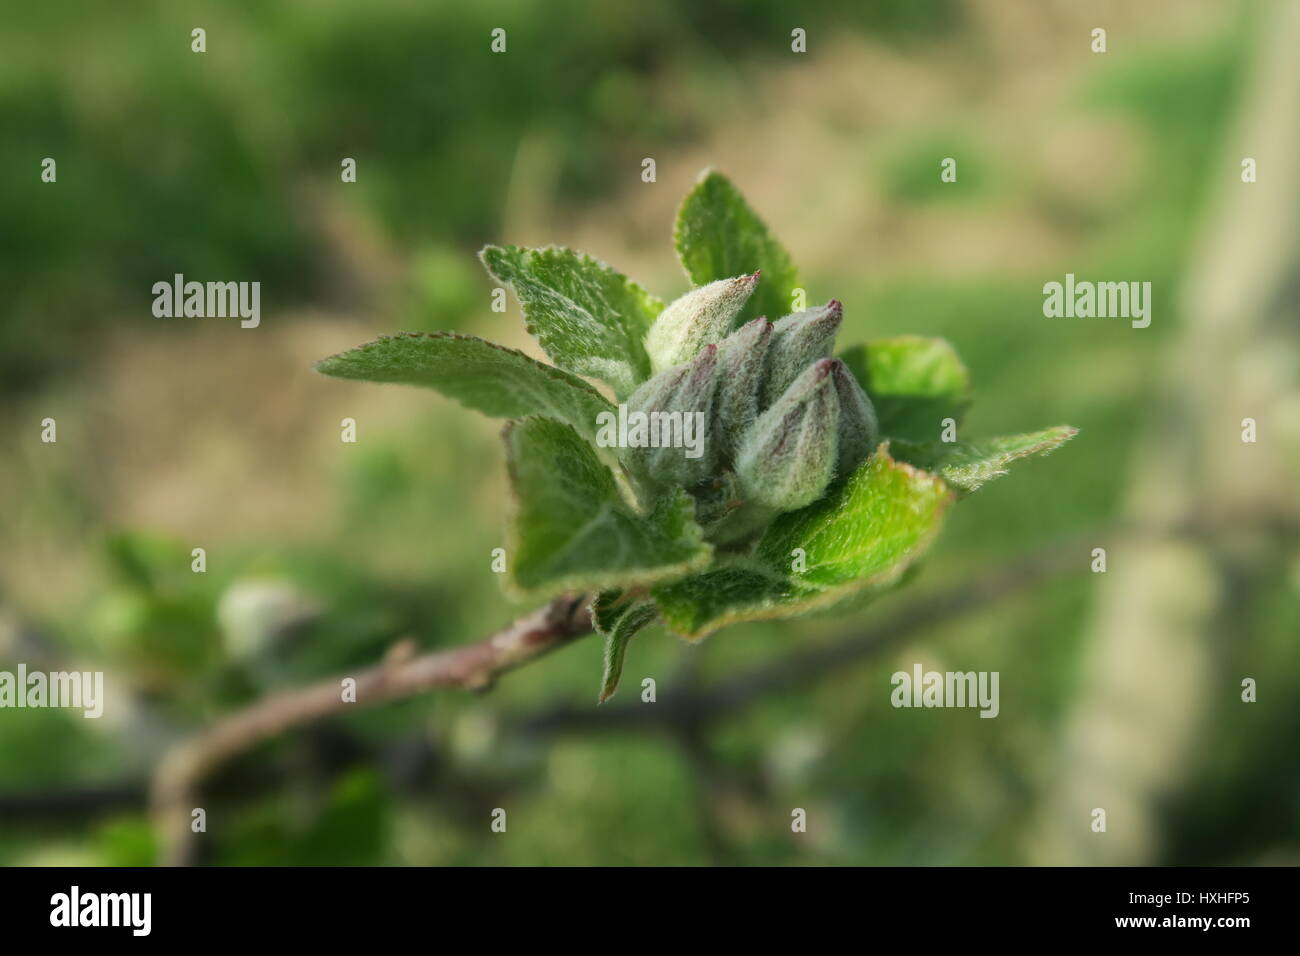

left=712, top=316, right=773, bottom=462
left=623, top=344, right=719, bottom=488
left=644, top=272, right=759, bottom=374
left=762, top=299, right=843, bottom=408
left=828, top=359, right=878, bottom=478
left=735, top=358, right=840, bottom=513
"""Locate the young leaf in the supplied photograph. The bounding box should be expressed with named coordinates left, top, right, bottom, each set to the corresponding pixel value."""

left=838, top=337, right=971, bottom=443
left=314, top=332, right=615, bottom=446
left=596, top=599, right=658, bottom=703
left=890, top=426, right=1078, bottom=495
left=755, top=445, right=953, bottom=593
left=650, top=559, right=797, bottom=641
left=591, top=589, right=630, bottom=635
left=481, top=245, right=662, bottom=399
left=505, top=417, right=712, bottom=597
left=654, top=446, right=953, bottom=640
left=674, top=170, right=799, bottom=326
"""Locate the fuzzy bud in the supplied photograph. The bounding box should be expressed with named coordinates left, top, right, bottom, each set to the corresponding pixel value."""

left=828, top=359, right=878, bottom=477
left=621, top=344, right=718, bottom=488
left=762, top=300, right=843, bottom=407
left=712, top=316, right=772, bottom=462
left=736, top=358, right=840, bottom=513
left=644, top=272, right=759, bottom=374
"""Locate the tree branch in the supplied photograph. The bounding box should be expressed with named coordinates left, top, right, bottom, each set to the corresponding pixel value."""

left=150, top=593, right=593, bottom=866
left=516, top=507, right=1300, bottom=736
left=96, top=503, right=1297, bottom=865
left=516, top=534, right=1081, bottom=736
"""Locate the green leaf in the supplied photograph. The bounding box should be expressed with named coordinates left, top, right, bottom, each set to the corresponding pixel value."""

left=838, top=337, right=971, bottom=443
left=314, top=332, right=615, bottom=446
left=481, top=245, right=662, bottom=399
left=890, top=426, right=1078, bottom=495
left=654, top=446, right=953, bottom=640
left=674, top=169, right=800, bottom=326
left=505, top=417, right=712, bottom=597
left=591, top=589, right=629, bottom=635
left=594, top=597, right=658, bottom=703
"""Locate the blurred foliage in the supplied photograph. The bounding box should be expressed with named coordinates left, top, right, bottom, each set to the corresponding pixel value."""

left=1, top=1, right=1296, bottom=867
left=0, top=0, right=959, bottom=391
left=879, top=134, right=989, bottom=203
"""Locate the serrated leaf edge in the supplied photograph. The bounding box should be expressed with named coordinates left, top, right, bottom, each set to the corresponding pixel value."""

left=672, top=168, right=798, bottom=290
left=658, top=445, right=954, bottom=640
left=501, top=418, right=713, bottom=601
left=479, top=244, right=664, bottom=395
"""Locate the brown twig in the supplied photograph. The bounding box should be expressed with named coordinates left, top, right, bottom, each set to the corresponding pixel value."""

left=108, top=504, right=1299, bottom=865
left=150, top=593, right=593, bottom=866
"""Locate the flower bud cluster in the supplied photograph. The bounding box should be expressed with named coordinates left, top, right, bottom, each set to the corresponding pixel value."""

left=627, top=274, right=879, bottom=524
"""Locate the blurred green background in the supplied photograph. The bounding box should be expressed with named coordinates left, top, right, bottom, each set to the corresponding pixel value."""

left=1, top=0, right=1297, bottom=865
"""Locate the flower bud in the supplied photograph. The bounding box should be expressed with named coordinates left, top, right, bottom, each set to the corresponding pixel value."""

left=712, top=316, right=772, bottom=462
left=829, top=359, right=878, bottom=477
left=622, top=344, right=718, bottom=488
left=762, top=300, right=843, bottom=408
left=736, top=358, right=840, bottom=513
left=644, top=272, right=759, bottom=374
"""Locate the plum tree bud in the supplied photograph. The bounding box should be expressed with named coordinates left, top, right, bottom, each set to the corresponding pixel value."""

left=644, top=272, right=759, bottom=374
left=712, top=316, right=772, bottom=462
left=828, top=359, right=878, bottom=477
left=735, top=358, right=840, bottom=512
left=762, top=299, right=843, bottom=407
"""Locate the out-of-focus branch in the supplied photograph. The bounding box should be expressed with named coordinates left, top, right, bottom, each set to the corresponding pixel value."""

left=1033, top=0, right=1300, bottom=865
left=7, top=547, right=1071, bottom=829
left=519, top=531, right=1085, bottom=736
left=0, top=781, right=147, bottom=821
left=150, top=594, right=593, bottom=866
left=516, top=507, right=1300, bottom=737
left=47, top=503, right=1295, bottom=866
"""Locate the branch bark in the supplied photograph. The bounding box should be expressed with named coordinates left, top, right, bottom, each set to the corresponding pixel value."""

left=134, top=506, right=1294, bottom=866
left=150, top=593, right=593, bottom=866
